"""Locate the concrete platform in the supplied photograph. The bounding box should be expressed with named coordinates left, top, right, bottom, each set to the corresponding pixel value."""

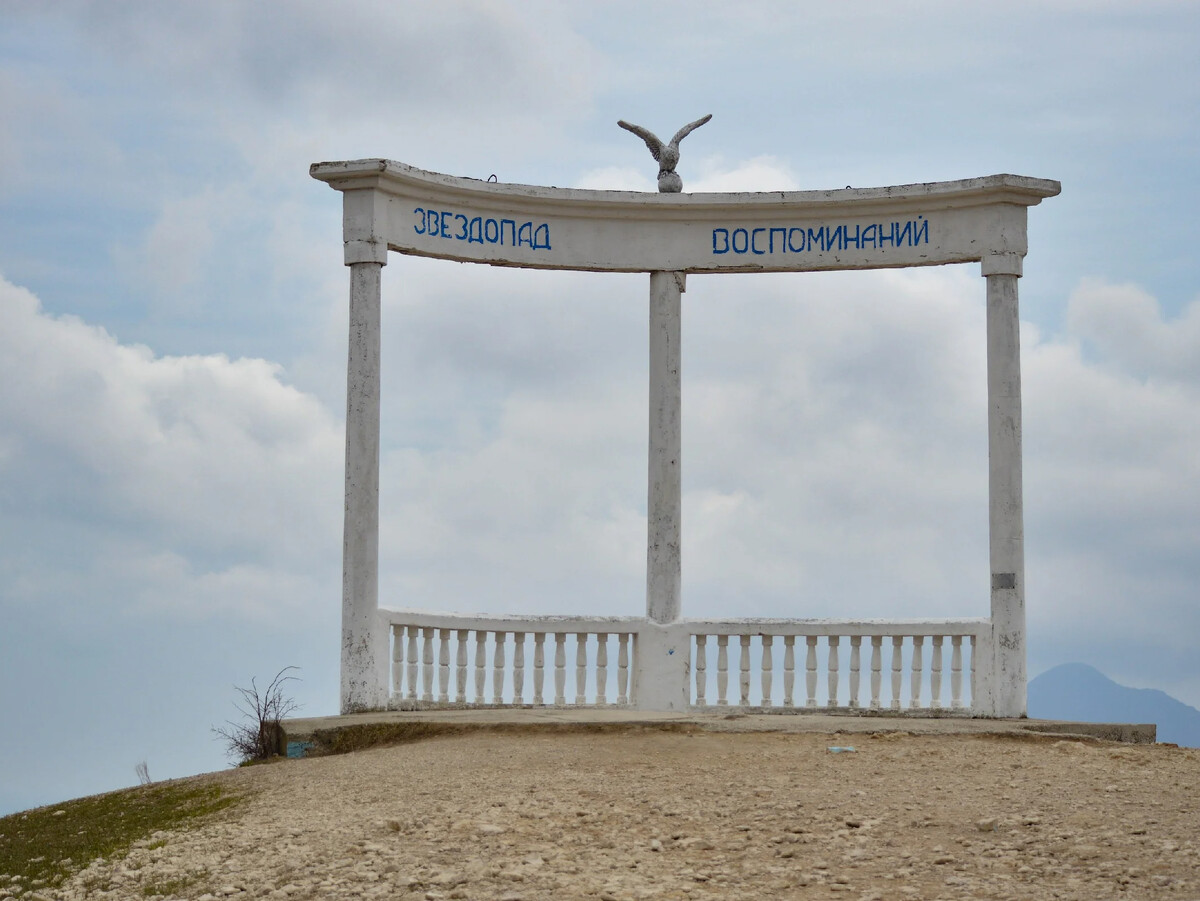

left=280, top=708, right=1156, bottom=759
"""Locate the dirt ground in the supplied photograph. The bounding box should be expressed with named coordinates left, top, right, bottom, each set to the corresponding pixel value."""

left=47, top=729, right=1200, bottom=900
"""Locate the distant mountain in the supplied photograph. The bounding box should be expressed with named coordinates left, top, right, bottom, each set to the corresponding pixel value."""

left=1029, top=662, right=1200, bottom=748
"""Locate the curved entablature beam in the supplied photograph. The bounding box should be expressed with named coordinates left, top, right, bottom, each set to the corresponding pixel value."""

left=312, top=158, right=1060, bottom=274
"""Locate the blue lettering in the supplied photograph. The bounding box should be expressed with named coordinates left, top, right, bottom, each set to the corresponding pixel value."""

left=861, top=224, right=877, bottom=249
left=413, top=207, right=426, bottom=235
left=897, top=221, right=913, bottom=246
left=455, top=214, right=468, bottom=240
left=499, top=219, right=517, bottom=245
left=439, top=211, right=453, bottom=238
left=517, top=222, right=534, bottom=248
left=842, top=224, right=861, bottom=250
left=807, top=227, right=827, bottom=252
left=731, top=228, right=749, bottom=254
left=912, top=217, right=929, bottom=246
left=485, top=218, right=499, bottom=243
left=532, top=223, right=551, bottom=250
left=769, top=227, right=787, bottom=253
left=877, top=222, right=896, bottom=248
left=467, top=217, right=484, bottom=244
left=713, top=228, right=730, bottom=254
left=787, top=227, right=805, bottom=253
left=828, top=225, right=845, bottom=250
left=751, top=228, right=767, bottom=255
left=427, top=210, right=441, bottom=237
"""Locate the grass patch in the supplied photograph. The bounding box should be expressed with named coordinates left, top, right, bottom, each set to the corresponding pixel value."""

left=0, top=780, right=242, bottom=894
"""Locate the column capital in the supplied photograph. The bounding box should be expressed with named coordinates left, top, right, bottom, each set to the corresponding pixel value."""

left=344, top=239, right=389, bottom=266
left=981, top=252, right=1023, bottom=277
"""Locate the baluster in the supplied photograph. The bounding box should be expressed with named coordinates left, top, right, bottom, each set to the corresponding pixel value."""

left=455, top=630, right=469, bottom=703
left=421, top=627, right=434, bottom=703
left=575, top=633, right=588, bottom=705
left=595, top=633, right=608, bottom=705
left=805, top=636, right=818, bottom=707
left=870, top=636, right=882, bottom=709
left=890, top=636, right=903, bottom=710
left=438, top=629, right=451, bottom=703
left=533, top=633, right=546, bottom=705
left=761, top=635, right=774, bottom=707
left=492, top=632, right=506, bottom=704
left=554, top=633, right=566, bottom=705
left=930, top=636, right=943, bottom=709
left=717, top=635, right=729, bottom=705
left=951, top=635, right=964, bottom=708
left=512, top=632, right=525, bottom=705
left=739, top=635, right=752, bottom=705
left=695, top=635, right=707, bottom=705
left=783, top=636, right=795, bottom=707
left=617, top=633, right=630, bottom=705
left=474, top=632, right=487, bottom=704
left=849, top=636, right=862, bottom=708
left=827, top=636, right=840, bottom=707
left=406, top=626, right=419, bottom=701
left=910, top=636, right=923, bottom=708
left=391, top=625, right=404, bottom=700
left=969, top=635, right=977, bottom=709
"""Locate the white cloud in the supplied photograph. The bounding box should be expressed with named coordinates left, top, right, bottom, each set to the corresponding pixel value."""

left=0, top=274, right=342, bottom=620
left=1066, top=278, right=1200, bottom=383
left=351, top=262, right=1200, bottom=677
left=574, top=156, right=798, bottom=194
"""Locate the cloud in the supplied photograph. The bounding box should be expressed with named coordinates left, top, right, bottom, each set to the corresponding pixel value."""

left=574, top=156, right=798, bottom=193
left=4, top=246, right=1197, bottom=699
left=1066, top=278, right=1200, bottom=382
left=0, top=274, right=342, bottom=621
left=348, top=260, right=1200, bottom=701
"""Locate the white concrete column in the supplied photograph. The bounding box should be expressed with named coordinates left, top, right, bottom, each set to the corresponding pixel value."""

left=341, top=260, right=387, bottom=712
left=637, top=271, right=689, bottom=711
left=647, top=270, right=683, bottom=624
left=983, top=252, right=1026, bottom=718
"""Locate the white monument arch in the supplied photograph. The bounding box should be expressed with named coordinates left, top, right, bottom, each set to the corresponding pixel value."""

left=312, top=157, right=1059, bottom=719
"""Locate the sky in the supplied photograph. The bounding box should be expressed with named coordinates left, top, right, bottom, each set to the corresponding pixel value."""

left=1, top=1, right=1198, bottom=815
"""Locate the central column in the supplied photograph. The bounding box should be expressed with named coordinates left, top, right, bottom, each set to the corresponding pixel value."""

left=646, top=271, right=683, bottom=623
left=638, top=270, right=689, bottom=710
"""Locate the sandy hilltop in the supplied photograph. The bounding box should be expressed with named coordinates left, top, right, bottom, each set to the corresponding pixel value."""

left=14, top=724, right=1195, bottom=901
left=31, top=724, right=1200, bottom=901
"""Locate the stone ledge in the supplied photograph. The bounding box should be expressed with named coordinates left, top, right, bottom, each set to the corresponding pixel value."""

left=281, top=709, right=1155, bottom=758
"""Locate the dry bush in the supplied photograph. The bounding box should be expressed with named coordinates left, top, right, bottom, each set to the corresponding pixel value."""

left=213, top=666, right=300, bottom=764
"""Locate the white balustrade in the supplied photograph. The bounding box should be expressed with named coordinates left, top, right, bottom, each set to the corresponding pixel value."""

left=385, top=613, right=640, bottom=708
left=384, top=611, right=986, bottom=714
left=684, top=622, right=985, bottom=713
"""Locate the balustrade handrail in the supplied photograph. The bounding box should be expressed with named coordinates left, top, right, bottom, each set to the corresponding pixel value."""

left=379, top=607, right=645, bottom=634
left=381, top=607, right=990, bottom=638
left=681, top=617, right=990, bottom=637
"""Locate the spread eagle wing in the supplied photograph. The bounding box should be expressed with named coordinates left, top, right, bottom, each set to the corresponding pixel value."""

left=668, top=113, right=713, bottom=150
left=617, top=120, right=664, bottom=162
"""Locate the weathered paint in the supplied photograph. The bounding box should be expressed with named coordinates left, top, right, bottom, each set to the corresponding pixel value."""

left=984, top=254, right=1027, bottom=717
left=646, top=271, right=683, bottom=626
left=310, top=160, right=1058, bottom=274
left=313, top=158, right=1058, bottom=717
left=341, top=261, right=386, bottom=713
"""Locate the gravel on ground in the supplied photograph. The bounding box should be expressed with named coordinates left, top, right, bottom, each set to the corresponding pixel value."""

left=33, top=729, right=1200, bottom=900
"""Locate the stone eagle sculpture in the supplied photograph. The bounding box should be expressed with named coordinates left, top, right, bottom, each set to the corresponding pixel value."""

left=618, top=114, right=712, bottom=193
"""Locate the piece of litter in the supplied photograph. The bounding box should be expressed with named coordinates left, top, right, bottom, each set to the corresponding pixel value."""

left=827, top=746, right=857, bottom=753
